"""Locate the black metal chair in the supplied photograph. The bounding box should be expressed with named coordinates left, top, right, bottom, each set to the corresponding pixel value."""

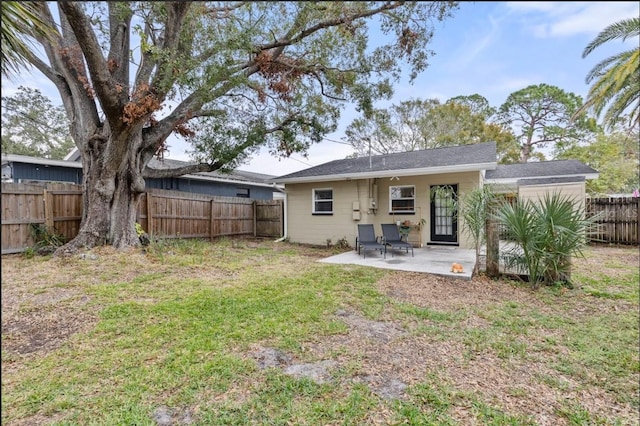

left=381, top=223, right=414, bottom=257
left=356, top=224, right=385, bottom=259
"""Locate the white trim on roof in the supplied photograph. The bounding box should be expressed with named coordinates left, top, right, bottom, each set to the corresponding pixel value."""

left=485, top=172, right=599, bottom=185
left=177, top=173, right=282, bottom=189
left=2, top=154, right=83, bottom=168
left=63, top=148, right=80, bottom=161
left=519, top=180, right=585, bottom=188
left=273, top=162, right=496, bottom=184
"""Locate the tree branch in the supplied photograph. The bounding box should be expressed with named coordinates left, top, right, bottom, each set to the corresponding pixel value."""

left=57, top=1, right=122, bottom=126
left=29, top=3, right=101, bottom=148
left=143, top=161, right=224, bottom=178
left=147, top=2, right=193, bottom=100
left=107, top=2, right=132, bottom=85
left=256, top=2, right=402, bottom=52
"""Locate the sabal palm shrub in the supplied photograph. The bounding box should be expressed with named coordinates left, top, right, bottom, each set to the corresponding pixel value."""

left=495, top=192, right=598, bottom=289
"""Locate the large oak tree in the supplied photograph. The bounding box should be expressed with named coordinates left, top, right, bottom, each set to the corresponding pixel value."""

left=7, top=1, right=459, bottom=252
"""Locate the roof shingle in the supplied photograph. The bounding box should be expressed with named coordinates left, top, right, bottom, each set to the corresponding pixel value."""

left=485, top=160, right=598, bottom=181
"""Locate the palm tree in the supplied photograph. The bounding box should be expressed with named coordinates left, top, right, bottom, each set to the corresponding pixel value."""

left=1, top=2, right=54, bottom=80
left=576, top=17, right=640, bottom=131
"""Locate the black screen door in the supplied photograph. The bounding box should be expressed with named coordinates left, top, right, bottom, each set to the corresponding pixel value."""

left=430, top=184, right=458, bottom=243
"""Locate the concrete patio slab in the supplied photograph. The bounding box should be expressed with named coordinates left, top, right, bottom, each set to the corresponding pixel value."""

left=319, top=245, right=476, bottom=280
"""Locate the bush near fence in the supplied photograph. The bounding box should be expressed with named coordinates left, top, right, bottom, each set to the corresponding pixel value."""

left=1, top=182, right=283, bottom=254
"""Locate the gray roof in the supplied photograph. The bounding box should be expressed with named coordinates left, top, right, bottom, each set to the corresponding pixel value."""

left=485, top=160, right=598, bottom=181
left=518, top=176, right=586, bottom=186
left=273, top=142, right=497, bottom=183
left=148, top=158, right=276, bottom=184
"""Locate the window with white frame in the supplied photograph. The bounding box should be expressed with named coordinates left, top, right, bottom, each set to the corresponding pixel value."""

left=312, top=188, right=333, bottom=214
left=389, top=185, right=415, bottom=213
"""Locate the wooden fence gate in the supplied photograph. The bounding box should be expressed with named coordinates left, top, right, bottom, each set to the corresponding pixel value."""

left=255, top=200, right=284, bottom=238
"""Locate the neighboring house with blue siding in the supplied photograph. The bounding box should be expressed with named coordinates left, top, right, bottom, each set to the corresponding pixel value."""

left=2, top=154, right=282, bottom=200
left=1, top=154, right=83, bottom=185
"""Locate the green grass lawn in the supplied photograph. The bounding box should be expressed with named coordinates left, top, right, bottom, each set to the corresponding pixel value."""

left=1, top=239, right=638, bottom=425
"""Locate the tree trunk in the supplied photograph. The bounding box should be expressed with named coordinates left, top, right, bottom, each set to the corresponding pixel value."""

left=55, top=135, right=144, bottom=255
left=485, top=213, right=500, bottom=278
left=520, top=142, right=531, bottom=163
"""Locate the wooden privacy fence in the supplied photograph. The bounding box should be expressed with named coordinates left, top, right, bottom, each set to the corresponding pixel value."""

left=1, top=182, right=83, bottom=254
left=586, top=197, right=639, bottom=245
left=1, top=183, right=283, bottom=254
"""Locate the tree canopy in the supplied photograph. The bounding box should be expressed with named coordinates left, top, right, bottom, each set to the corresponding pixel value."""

left=3, top=1, right=460, bottom=250
left=1, top=1, right=55, bottom=80
left=497, top=84, right=595, bottom=163
left=1, top=86, right=75, bottom=159
left=344, top=96, right=517, bottom=161
left=556, top=130, right=639, bottom=195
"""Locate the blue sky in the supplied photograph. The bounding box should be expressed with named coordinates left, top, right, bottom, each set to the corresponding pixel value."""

left=2, top=2, right=638, bottom=175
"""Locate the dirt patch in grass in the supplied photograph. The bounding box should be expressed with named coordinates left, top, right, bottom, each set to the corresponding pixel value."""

left=1, top=263, right=97, bottom=359
left=378, top=272, right=544, bottom=311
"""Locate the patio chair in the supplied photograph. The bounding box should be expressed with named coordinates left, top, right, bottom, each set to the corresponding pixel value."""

left=381, top=223, right=414, bottom=257
left=356, top=224, right=386, bottom=259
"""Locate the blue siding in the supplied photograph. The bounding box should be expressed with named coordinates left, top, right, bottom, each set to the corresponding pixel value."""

left=8, top=161, right=274, bottom=200
left=146, top=177, right=274, bottom=200
left=11, top=163, right=82, bottom=184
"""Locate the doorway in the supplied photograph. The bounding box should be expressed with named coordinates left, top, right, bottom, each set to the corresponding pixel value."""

left=430, top=184, right=458, bottom=244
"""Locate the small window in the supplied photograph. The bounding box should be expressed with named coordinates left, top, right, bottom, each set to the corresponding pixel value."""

left=390, top=185, right=415, bottom=213
left=312, top=188, right=333, bottom=214
left=236, top=188, right=250, bottom=198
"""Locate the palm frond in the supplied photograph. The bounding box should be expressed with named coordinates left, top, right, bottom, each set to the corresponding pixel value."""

left=583, top=17, right=640, bottom=58
left=580, top=18, right=639, bottom=130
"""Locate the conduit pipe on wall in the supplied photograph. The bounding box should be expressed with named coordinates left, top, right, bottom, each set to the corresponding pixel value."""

left=274, top=191, right=288, bottom=242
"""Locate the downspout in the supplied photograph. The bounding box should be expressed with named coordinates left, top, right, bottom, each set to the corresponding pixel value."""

left=274, top=190, right=288, bottom=242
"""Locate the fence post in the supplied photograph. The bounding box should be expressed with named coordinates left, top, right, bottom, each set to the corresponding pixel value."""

left=253, top=201, right=257, bottom=237
left=43, top=189, right=55, bottom=231
left=210, top=199, right=215, bottom=241
left=146, top=192, right=153, bottom=235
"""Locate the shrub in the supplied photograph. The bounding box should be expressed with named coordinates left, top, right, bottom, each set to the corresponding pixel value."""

left=495, top=192, right=599, bottom=289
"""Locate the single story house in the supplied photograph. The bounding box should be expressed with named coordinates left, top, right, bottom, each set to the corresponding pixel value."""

left=270, top=142, right=599, bottom=249
left=2, top=153, right=283, bottom=200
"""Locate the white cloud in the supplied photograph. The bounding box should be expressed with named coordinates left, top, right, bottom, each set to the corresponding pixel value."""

left=506, top=1, right=640, bottom=38
left=238, top=141, right=354, bottom=176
